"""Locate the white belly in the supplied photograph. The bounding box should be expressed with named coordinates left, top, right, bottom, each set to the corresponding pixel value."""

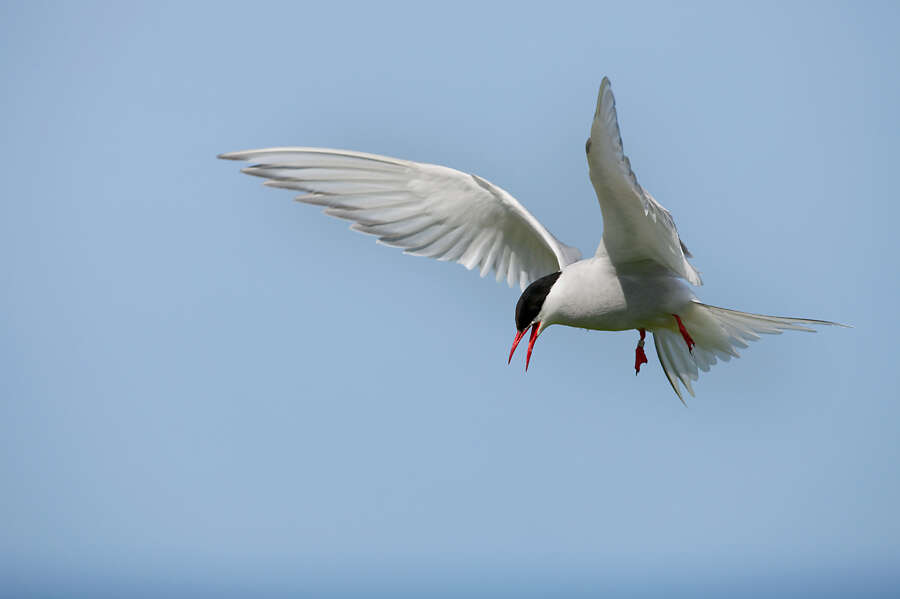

left=541, top=257, right=696, bottom=331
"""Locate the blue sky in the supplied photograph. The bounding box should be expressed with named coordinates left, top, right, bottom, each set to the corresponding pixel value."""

left=2, top=1, right=898, bottom=596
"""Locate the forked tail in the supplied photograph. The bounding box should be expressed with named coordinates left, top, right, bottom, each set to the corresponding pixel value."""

left=652, top=301, right=846, bottom=403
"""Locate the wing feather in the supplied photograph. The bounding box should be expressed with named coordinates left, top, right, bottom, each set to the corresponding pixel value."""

left=587, top=78, right=702, bottom=286
left=220, top=147, right=581, bottom=290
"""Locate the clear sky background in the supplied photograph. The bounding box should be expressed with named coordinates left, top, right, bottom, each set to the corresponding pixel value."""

left=2, top=1, right=898, bottom=596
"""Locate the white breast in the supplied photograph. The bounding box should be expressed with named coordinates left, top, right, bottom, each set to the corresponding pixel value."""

left=540, top=256, right=696, bottom=332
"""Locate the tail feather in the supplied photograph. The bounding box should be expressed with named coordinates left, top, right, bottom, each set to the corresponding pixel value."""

left=653, top=332, right=695, bottom=404
left=653, top=333, right=683, bottom=403
left=651, top=301, right=846, bottom=402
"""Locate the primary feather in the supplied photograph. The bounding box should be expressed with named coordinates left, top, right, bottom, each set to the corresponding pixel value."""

left=219, top=148, right=581, bottom=290
left=587, top=77, right=702, bottom=286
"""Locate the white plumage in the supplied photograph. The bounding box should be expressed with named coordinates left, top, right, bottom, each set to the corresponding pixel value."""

left=224, top=147, right=580, bottom=290
left=588, top=79, right=702, bottom=287
left=220, top=77, right=843, bottom=402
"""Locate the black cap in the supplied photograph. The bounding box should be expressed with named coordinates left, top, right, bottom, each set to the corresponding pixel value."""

left=514, top=271, right=561, bottom=331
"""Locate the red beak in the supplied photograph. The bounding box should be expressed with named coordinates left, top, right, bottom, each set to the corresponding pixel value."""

left=508, top=322, right=541, bottom=370
left=525, top=322, right=540, bottom=371
left=508, top=329, right=527, bottom=364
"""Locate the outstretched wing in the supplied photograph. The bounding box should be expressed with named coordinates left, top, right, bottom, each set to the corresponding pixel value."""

left=220, top=148, right=581, bottom=290
left=587, top=77, right=702, bottom=286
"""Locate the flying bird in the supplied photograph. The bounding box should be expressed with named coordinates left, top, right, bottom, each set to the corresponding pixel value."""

left=219, top=77, right=843, bottom=402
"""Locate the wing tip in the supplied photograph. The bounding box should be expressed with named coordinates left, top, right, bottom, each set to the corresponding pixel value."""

left=217, top=147, right=311, bottom=162
left=594, top=77, right=615, bottom=118
left=599, top=76, right=614, bottom=99
left=240, top=166, right=271, bottom=179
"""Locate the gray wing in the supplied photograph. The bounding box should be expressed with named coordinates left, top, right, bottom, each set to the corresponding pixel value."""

left=587, top=78, right=702, bottom=286
left=220, top=147, right=582, bottom=290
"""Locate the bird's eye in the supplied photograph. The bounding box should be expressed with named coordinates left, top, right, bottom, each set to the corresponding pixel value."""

left=585, top=138, right=592, bottom=154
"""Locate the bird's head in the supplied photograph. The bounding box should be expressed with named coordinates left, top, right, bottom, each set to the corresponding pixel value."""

left=508, top=271, right=561, bottom=370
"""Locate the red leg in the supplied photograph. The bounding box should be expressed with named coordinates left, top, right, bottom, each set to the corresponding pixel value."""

left=672, top=314, right=695, bottom=353
left=634, top=328, right=648, bottom=375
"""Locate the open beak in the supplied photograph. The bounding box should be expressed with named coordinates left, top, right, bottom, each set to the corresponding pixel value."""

left=508, top=322, right=542, bottom=371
